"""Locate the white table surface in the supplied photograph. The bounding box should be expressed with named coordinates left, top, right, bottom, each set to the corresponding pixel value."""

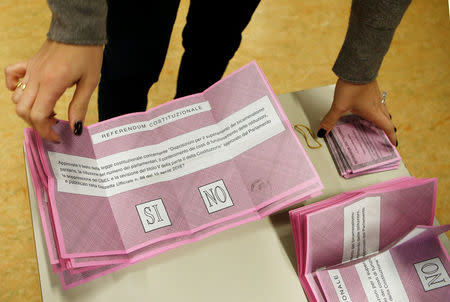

left=27, top=85, right=432, bottom=302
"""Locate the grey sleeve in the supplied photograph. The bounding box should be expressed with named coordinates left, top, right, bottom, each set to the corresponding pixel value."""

left=333, top=0, right=412, bottom=83
left=47, top=0, right=108, bottom=45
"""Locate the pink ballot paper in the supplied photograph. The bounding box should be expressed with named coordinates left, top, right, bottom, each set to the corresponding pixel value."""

left=325, top=115, right=401, bottom=178
left=289, top=177, right=450, bottom=302
left=23, top=62, right=323, bottom=289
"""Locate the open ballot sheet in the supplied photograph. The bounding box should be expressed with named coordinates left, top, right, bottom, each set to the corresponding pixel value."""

left=24, top=62, right=323, bottom=289
left=290, top=177, right=450, bottom=302
left=325, top=115, right=401, bottom=178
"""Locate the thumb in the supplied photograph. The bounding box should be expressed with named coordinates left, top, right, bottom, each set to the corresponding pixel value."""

left=68, top=77, right=96, bottom=136
left=317, top=105, right=346, bottom=138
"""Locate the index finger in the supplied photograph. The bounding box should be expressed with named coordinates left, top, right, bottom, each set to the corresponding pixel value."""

left=4, top=61, right=28, bottom=90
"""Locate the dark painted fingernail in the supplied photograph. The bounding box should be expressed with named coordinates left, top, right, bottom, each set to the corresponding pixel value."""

left=389, top=114, right=392, bottom=119
left=317, top=128, right=327, bottom=138
left=395, top=140, right=398, bottom=147
left=394, top=127, right=397, bottom=133
left=74, top=121, right=83, bottom=136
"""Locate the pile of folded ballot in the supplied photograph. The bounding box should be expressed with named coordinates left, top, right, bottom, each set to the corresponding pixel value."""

left=325, top=115, right=401, bottom=178
left=290, top=177, right=449, bottom=302
left=24, top=62, right=323, bottom=289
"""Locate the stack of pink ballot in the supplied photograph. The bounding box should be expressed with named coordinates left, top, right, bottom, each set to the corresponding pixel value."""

left=325, top=115, right=401, bottom=178
left=290, top=177, right=450, bottom=302
left=24, top=62, right=323, bottom=289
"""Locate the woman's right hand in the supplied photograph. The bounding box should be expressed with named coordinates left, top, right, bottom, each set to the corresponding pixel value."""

left=318, top=78, right=397, bottom=146
left=5, top=39, right=103, bottom=142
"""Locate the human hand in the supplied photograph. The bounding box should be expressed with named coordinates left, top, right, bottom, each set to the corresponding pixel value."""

left=5, top=39, right=103, bottom=142
left=317, top=78, right=397, bottom=146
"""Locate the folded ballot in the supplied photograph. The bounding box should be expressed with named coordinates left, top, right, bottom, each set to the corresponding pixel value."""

left=24, top=62, right=323, bottom=289
left=325, top=115, right=401, bottom=178
left=289, top=177, right=450, bottom=302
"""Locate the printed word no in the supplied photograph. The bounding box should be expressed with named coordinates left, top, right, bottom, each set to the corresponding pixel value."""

left=414, top=257, right=450, bottom=291
left=198, top=179, right=234, bottom=214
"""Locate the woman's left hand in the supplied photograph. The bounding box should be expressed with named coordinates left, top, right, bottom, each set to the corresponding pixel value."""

left=317, top=78, right=397, bottom=146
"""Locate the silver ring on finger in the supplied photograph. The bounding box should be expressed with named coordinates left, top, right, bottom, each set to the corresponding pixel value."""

left=380, top=91, right=387, bottom=104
